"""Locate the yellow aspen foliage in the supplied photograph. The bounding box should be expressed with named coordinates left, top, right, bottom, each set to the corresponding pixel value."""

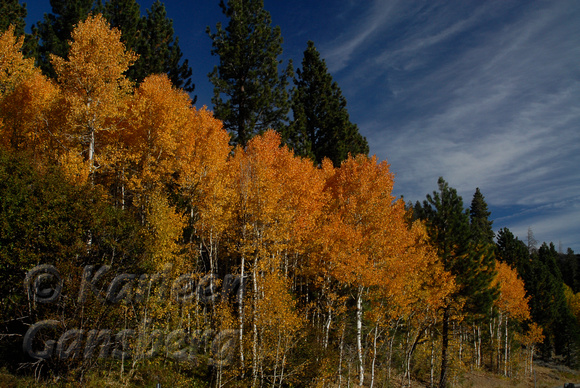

left=518, top=322, right=544, bottom=348
left=253, top=270, right=304, bottom=375
left=144, top=189, right=186, bottom=270
left=0, top=26, right=38, bottom=98
left=493, top=261, right=530, bottom=321
left=52, top=13, right=136, bottom=179
left=175, top=106, right=231, bottom=191
left=57, top=150, right=91, bottom=185
left=564, top=284, right=580, bottom=325
left=392, top=221, right=455, bottom=317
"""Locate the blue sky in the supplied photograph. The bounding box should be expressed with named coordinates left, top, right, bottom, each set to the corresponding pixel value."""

left=25, top=1, right=580, bottom=252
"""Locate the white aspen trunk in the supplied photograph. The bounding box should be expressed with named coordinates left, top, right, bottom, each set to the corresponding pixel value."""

left=88, top=128, right=95, bottom=174
left=324, top=305, right=332, bottom=349
left=458, top=325, right=463, bottom=364
left=278, top=335, right=287, bottom=388
left=477, top=324, right=482, bottom=368
left=497, top=313, right=502, bottom=373
left=252, top=267, right=259, bottom=387
left=430, top=328, right=435, bottom=388
left=489, top=316, right=495, bottom=370
left=356, top=285, right=364, bottom=387
left=239, top=254, right=245, bottom=374
left=338, top=323, right=345, bottom=388
left=370, top=324, right=378, bottom=388
left=121, top=166, right=125, bottom=210
left=504, top=316, right=509, bottom=376
left=272, top=330, right=281, bottom=388
left=473, top=325, right=477, bottom=369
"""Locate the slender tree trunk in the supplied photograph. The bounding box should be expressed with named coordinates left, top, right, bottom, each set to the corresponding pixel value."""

left=458, top=325, right=463, bottom=365
left=388, top=318, right=400, bottom=380
left=496, top=313, right=502, bottom=374
left=477, top=324, right=482, bottom=368
left=272, top=330, right=281, bottom=387
left=338, top=322, right=345, bottom=387
left=504, top=316, right=509, bottom=377
left=239, top=253, right=245, bottom=374
left=324, top=305, right=332, bottom=349
left=430, top=327, right=435, bottom=388
left=405, top=328, right=424, bottom=387
left=489, top=316, right=495, bottom=371
left=356, top=285, right=364, bottom=387
left=252, top=267, right=259, bottom=387
left=439, top=306, right=450, bottom=388
left=370, top=324, right=378, bottom=388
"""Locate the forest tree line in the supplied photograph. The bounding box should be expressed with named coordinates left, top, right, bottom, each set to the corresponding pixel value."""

left=1, top=1, right=579, bottom=387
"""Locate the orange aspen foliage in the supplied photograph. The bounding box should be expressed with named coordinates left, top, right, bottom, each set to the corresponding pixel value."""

left=320, top=154, right=414, bottom=290
left=493, top=261, right=530, bottom=321
left=0, top=26, right=61, bottom=158
left=183, top=108, right=233, bottom=271
left=51, top=14, right=137, bottom=180
left=119, top=74, right=191, bottom=202
left=0, top=71, right=59, bottom=154
left=319, top=154, right=451, bottom=386
left=227, top=129, right=325, bottom=273
left=225, top=130, right=325, bottom=378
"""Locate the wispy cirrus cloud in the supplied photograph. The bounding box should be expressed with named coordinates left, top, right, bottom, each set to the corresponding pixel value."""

left=323, top=1, right=580, bottom=250
left=320, top=0, right=404, bottom=73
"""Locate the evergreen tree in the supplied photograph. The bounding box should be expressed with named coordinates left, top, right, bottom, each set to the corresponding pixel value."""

left=496, top=227, right=530, bottom=278
left=0, top=0, right=27, bottom=36
left=470, top=187, right=494, bottom=243
left=101, top=0, right=141, bottom=50
left=134, top=0, right=195, bottom=94
left=415, top=177, right=497, bottom=387
left=32, top=0, right=95, bottom=77
left=529, top=243, right=578, bottom=361
left=467, top=187, right=498, bottom=317
left=207, top=0, right=292, bottom=147
left=285, top=40, right=369, bottom=166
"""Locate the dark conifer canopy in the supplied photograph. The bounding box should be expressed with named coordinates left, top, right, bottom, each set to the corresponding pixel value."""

left=207, top=0, right=291, bottom=147
left=286, top=40, right=369, bottom=166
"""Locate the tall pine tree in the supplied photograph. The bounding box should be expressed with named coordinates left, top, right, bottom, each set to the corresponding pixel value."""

left=470, top=187, right=494, bottom=243
left=0, top=0, right=27, bottom=36
left=415, top=178, right=497, bottom=387
left=467, top=187, right=498, bottom=317
left=285, top=40, right=368, bottom=166
left=134, top=0, right=194, bottom=94
left=101, top=0, right=141, bottom=51
left=207, top=0, right=292, bottom=147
